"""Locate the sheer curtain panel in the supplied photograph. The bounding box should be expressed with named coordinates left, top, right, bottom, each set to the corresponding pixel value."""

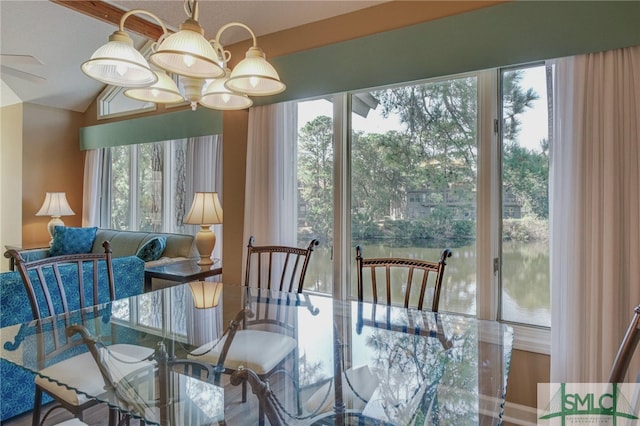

left=550, top=45, right=640, bottom=382
left=243, top=102, right=298, bottom=247
left=82, top=148, right=109, bottom=227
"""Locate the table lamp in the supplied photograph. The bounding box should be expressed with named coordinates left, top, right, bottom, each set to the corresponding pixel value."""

left=36, top=192, right=75, bottom=244
left=184, top=192, right=223, bottom=265
left=188, top=281, right=223, bottom=309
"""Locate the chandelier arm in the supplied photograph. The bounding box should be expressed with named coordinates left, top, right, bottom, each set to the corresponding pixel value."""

left=215, top=22, right=258, bottom=48
left=119, top=9, right=170, bottom=41
left=209, top=40, right=232, bottom=68
left=185, top=0, right=198, bottom=21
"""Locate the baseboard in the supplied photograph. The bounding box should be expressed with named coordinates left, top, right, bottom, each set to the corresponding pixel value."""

left=502, top=401, right=538, bottom=426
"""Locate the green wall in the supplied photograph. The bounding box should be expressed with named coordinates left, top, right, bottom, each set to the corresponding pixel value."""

left=264, top=1, right=640, bottom=104
left=80, top=107, right=222, bottom=150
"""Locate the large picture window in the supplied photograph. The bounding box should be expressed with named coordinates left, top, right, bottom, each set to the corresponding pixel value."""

left=294, top=65, right=551, bottom=330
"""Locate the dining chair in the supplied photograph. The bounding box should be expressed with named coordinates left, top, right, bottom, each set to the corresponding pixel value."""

left=608, top=304, right=640, bottom=383
left=7, top=241, right=154, bottom=426
left=244, top=235, right=320, bottom=293
left=67, top=325, right=216, bottom=426
left=190, top=236, right=319, bottom=424
left=355, top=246, right=452, bottom=312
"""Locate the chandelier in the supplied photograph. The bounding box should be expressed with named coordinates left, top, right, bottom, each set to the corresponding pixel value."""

left=81, top=0, right=285, bottom=111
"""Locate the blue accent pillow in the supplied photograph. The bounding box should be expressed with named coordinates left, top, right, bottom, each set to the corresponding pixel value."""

left=136, top=237, right=167, bottom=262
left=48, top=226, right=97, bottom=256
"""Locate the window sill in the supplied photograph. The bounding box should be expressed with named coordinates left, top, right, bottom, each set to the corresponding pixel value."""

left=509, top=323, right=550, bottom=355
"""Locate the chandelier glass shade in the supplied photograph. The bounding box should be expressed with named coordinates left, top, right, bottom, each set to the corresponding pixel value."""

left=226, top=46, right=286, bottom=96
left=124, top=68, right=183, bottom=104
left=81, top=0, right=285, bottom=111
left=149, top=18, right=224, bottom=80
left=81, top=31, right=157, bottom=87
left=199, top=68, right=253, bottom=110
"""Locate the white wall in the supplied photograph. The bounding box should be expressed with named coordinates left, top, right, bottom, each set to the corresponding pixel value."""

left=0, top=100, right=23, bottom=271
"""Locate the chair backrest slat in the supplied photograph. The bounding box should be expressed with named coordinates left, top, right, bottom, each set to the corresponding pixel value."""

left=356, top=246, right=452, bottom=312
left=244, top=236, right=319, bottom=294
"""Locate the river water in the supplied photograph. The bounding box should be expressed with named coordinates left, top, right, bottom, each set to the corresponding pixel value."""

left=303, top=240, right=550, bottom=327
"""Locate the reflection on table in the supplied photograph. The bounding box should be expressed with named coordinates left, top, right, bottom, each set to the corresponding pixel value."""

left=0, top=284, right=513, bottom=425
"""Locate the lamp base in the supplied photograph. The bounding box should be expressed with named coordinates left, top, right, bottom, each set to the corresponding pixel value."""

left=47, top=216, right=65, bottom=245
left=195, top=225, right=216, bottom=266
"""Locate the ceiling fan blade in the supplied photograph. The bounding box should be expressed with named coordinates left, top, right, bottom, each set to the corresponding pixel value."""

left=1, top=65, right=46, bottom=83
left=0, top=54, right=43, bottom=66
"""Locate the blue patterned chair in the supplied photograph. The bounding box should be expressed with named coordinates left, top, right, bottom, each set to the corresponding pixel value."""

left=0, top=254, right=145, bottom=421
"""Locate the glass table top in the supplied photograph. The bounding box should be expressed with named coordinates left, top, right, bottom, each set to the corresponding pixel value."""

left=1, top=284, right=513, bottom=425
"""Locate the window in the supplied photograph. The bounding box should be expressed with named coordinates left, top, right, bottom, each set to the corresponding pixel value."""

left=296, top=98, right=335, bottom=293
left=295, top=65, right=551, bottom=332
left=349, top=76, right=478, bottom=316
left=103, top=136, right=222, bottom=235
left=500, top=64, right=550, bottom=327
left=97, top=85, right=156, bottom=120
left=108, top=142, right=176, bottom=232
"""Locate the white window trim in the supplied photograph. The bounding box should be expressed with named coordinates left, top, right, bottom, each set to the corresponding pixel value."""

left=510, top=323, right=550, bottom=354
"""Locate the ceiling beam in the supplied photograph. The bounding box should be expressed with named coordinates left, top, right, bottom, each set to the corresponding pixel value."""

left=50, top=0, right=166, bottom=41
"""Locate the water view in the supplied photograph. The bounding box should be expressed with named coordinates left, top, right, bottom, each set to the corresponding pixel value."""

left=303, top=241, right=550, bottom=327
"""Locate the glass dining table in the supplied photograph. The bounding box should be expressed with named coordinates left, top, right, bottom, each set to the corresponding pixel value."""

left=0, top=283, right=513, bottom=425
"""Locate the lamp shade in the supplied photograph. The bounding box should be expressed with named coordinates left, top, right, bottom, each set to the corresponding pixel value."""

left=225, top=46, right=286, bottom=96
left=36, top=192, right=75, bottom=217
left=150, top=19, right=224, bottom=80
left=200, top=71, right=253, bottom=110
left=36, top=192, right=75, bottom=244
left=81, top=31, right=157, bottom=87
left=188, top=281, right=223, bottom=309
left=184, top=192, right=223, bottom=225
left=124, top=68, right=184, bottom=104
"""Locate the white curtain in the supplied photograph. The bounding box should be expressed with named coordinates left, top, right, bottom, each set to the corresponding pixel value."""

left=243, top=102, right=298, bottom=247
left=550, top=45, right=640, bottom=382
left=82, top=148, right=108, bottom=227
left=184, top=135, right=224, bottom=262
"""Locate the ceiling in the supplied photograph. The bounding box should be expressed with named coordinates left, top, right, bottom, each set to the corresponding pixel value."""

left=0, top=0, right=386, bottom=112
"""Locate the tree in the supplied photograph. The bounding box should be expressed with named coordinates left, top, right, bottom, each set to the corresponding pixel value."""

left=298, top=116, right=334, bottom=242
left=502, top=139, right=549, bottom=219
left=297, top=71, right=542, bottom=242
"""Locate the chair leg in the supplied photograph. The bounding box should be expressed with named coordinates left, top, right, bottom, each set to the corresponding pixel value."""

left=293, top=349, right=301, bottom=415
left=242, top=380, right=247, bottom=403
left=258, top=403, right=265, bottom=426
left=32, top=386, right=42, bottom=426
left=108, top=407, right=118, bottom=426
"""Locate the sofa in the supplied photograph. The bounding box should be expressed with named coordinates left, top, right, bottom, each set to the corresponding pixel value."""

left=14, top=228, right=199, bottom=268
left=0, top=228, right=197, bottom=421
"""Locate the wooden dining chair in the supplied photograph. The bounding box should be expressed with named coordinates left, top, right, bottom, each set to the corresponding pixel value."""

left=356, top=246, right=452, bottom=312
left=608, top=305, right=640, bottom=383
left=6, top=241, right=154, bottom=426
left=190, top=237, right=319, bottom=424
left=244, top=235, right=320, bottom=293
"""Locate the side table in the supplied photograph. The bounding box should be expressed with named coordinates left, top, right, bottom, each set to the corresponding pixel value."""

left=144, top=259, right=222, bottom=292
